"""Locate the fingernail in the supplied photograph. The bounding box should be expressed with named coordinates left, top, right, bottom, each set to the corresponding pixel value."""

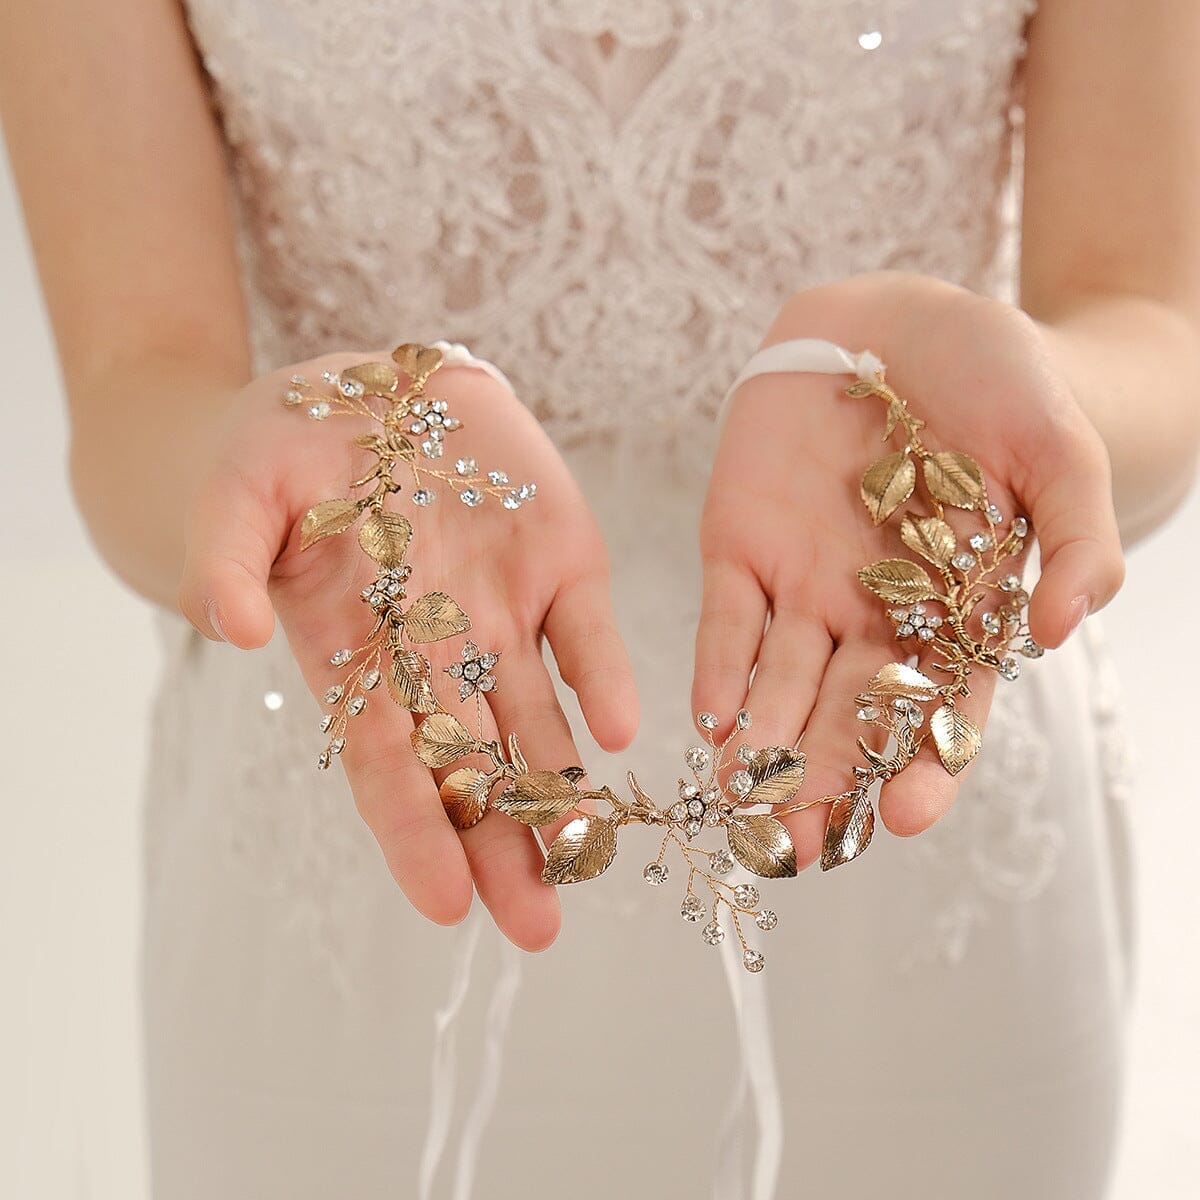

left=1064, top=595, right=1090, bottom=640
left=204, top=599, right=229, bottom=643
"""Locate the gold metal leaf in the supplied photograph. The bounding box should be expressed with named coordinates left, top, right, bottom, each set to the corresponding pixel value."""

left=899, top=514, right=957, bottom=568
left=439, top=767, right=492, bottom=829
left=929, top=704, right=982, bottom=775
left=343, top=361, right=399, bottom=395
left=493, top=770, right=580, bottom=827
left=727, top=814, right=798, bottom=879
left=923, top=451, right=986, bottom=510
left=402, top=592, right=472, bottom=644
left=820, top=793, right=876, bottom=871
left=392, top=343, right=444, bottom=383
left=410, top=712, right=477, bottom=769
left=387, top=649, right=438, bottom=714
left=299, top=499, right=361, bottom=550
left=866, top=662, right=941, bottom=702
left=559, top=766, right=587, bottom=785
left=354, top=433, right=390, bottom=453
left=507, top=732, right=529, bottom=775
left=541, top=814, right=619, bottom=885
left=744, top=747, right=807, bottom=806
left=358, top=511, right=413, bottom=567
left=844, top=380, right=877, bottom=398
left=860, top=451, right=917, bottom=525
left=856, top=558, right=936, bottom=603
left=622, top=771, right=657, bottom=821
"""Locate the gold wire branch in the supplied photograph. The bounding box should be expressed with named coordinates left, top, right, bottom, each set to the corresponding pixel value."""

left=285, top=345, right=1042, bottom=972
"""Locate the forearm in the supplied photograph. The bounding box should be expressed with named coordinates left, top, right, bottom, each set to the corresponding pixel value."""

left=68, top=353, right=248, bottom=609
left=1034, top=294, right=1200, bottom=545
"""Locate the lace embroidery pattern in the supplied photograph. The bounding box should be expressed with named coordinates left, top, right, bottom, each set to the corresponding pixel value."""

left=183, top=0, right=1038, bottom=444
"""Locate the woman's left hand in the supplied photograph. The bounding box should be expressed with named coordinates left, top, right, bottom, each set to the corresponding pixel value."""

left=691, top=271, right=1125, bottom=868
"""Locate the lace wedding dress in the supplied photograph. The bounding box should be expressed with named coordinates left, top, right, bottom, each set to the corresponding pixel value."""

left=145, top=2, right=1135, bottom=1196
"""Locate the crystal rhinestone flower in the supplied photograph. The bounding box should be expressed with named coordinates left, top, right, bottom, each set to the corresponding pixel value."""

left=446, top=641, right=500, bottom=701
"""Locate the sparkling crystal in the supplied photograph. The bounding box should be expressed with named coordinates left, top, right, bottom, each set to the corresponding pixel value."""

left=478, top=676, right=496, bottom=693
left=698, top=711, right=719, bottom=730
left=703, top=806, right=724, bottom=827
left=999, top=656, right=1021, bottom=681
left=736, top=745, right=754, bottom=764
left=857, top=705, right=879, bottom=722
left=918, top=626, right=935, bottom=642
left=733, top=883, right=760, bottom=908
left=319, top=714, right=333, bottom=732
left=896, top=622, right=914, bottom=638
left=455, top=457, right=478, bottom=476
left=501, top=491, right=522, bottom=510
left=755, top=909, right=778, bottom=931
left=680, top=894, right=706, bottom=922
left=324, top=685, right=343, bottom=704
left=308, top=401, right=331, bottom=420
left=426, top=411, right=443, bottom=427
left=1020, top=638, right=1045, bottom=659
left=736, top=709, right=752, bottom=730
left=284, top=389, right=303, bottom=406
left=668, top=801, right=688, bottom=822
left=892, top=698, right=908, bottom=711
left=642, top=861, right=669, bottom=886
left=907, top=705, right=925, bottom=728
left=458, top=681, right=473, bottom=701
left=463, top=661, right=481, bottom=681
left=952, top=552, right=976, bottom=571
left=430, top=398, right=448, bottom=414
left=443, top=418, right=462, bottom=432
left=370, top=594, right=386, bottom=609
left=703, top=787, right=721, bottom=805
left=321, top=370, right=338, bottom=384
left=428, top=427, right=444, bottom=442
left=685, top=746, right=709, bottom=771
left=518, top=483, right=537, bottom=501
left=969, top=532, right=993, bottom=552
left=889, top=608, right=908, bottom=622
left=687, top=798, right=705, bottom=818
left=339, top=377, right=364, bottom=398
left=413, top=489, right=435, bottom=506
left=487, top=470, right=509, bottom=485
left=330, top=648, right=352, bottom=666
left=421, top=439, right=443, bottom=459
left=410, top=400, right=426, bottom=416
left=912, top=604, right=926, bottom=614
left=909, top=613, right=925, bottom=628
left=729, top=770, right=753, bottom=797
left=701, top=921, right=726, bottom=946
left=684, top=817, right=703, bottom=838
left=363, top=669, right=381, bottom=690
left=986, top=503, right=1003, bottom=523
left=742, top=949, right=765, bottom=973
left=926, top=615, right=943, bottom=628
left=290, top=374, right=306, bottom=386
left=347, top=696, right=366, bottom=716
left=460, top=488, right=485, bottom=507
left=710, top=849, right=734, bottom=874
left=317, top=751, right=332, bottom=771
left=1000, top=574, right=1021, bottom=592
left=1012, top=516, right=1029, bottom=537
left=330, top=737, right=346, bottom=755
left=982, top=612, right=1001, bottom=635
left=479, top=654, right=498, bottom=670
left=678, top=781, right=700, bottom=800
left=409, top=420, right=428, bottom=435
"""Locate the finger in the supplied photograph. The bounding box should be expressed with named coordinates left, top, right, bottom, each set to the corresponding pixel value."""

left=1022, top=423, right=1125, bottom=648
left=543, top=571, right=639, bottom=752
left=179, top=462, right=284, bottom=648
left=876, top=654, right=997, bottom=838
left=740, top=607, right=834, bottom=751
left=449, top=690, right=562, bottom=953
left=692, top=560, right=770, bottom=737
left=784, top=641, right=895, bottom=869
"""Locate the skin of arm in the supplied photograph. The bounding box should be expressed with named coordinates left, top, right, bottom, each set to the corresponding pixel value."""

left=1019, top=0, right=1200, bottom=542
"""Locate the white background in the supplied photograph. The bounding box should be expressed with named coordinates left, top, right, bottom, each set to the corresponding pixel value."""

left=1, top=144, right=1197, bottom=1196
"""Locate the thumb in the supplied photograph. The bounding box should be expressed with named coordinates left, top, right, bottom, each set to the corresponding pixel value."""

left=1024, top=419, right=1125, bottom=648
left=178, top=463, right=285, bottom=648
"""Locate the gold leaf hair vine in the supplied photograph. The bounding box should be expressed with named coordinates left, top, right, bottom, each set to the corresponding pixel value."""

left=284, top=339, right=1043, bottom=973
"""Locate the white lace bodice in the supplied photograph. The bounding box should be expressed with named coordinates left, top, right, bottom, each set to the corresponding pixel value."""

left=183, top=0, right=1036, bottom=444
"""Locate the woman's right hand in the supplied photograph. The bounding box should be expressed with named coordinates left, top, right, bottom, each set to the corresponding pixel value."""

left=177, top=350, right=639, bottom=952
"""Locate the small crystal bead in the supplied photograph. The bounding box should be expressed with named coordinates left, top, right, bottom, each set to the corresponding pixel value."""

left=642, top=862, right=669, bottom=886
left=317, top=751, right=332, bottom=770
left=308, top=402, right=331, bottom=420
left=339, top=378, right=364, bottom=398
left=736, top=709, right=752, bottom=730
left=736, top=746, right=755, bottom=765
left=986, top=503, right=1003, bottom=523
left=889, top=608, right=907, bottom=622
left=952, top=552, right=975, bottom=571
left=912, top=604, right=926, bottom=615
left=679, top=781, right=700, bottom=800
left=460, top=488, right=485, bottom=507
left=857, top=705, right=879, bottom=722
left=1000, top=574, right=1021, bottom=592
left=710, top=849, right=734, bottom=874
left=330, top=737, right=346, bottom=755
left=755, top=909, right=778, bottom=931
left=1012, top=516, right=1029, bottom=537
left=413, top=489, right=435, bottom=506
left=685, top=746, right=709, bottom=771
left=733, top=883, right=760, bottom=908
left=290, top=374, right=306, bottom=385
left=687, top=798, right=705, bottom=818
left=701, top=921, right=725, bottom=946
left=896, top=622, right=914, bottom=638
left=703, top=787, right=721, bottom=805
left=703, top=806, right=724, bottom=827
left=668, top=801, right=688, bottom=822
left=330, top=648, right=352, bottom=666
left=909, top=613, right=925, bottom=628
left=918, top=626, right=935, bottom=642
left=892, top=698, right=908, bottom=711
left=347, top=696, right=366, bottom=716
left=729, top=770, right=753, bottom=797
left=969, top=532, right=993, bottom=552
left=363, top=669, right=381, bottom=690
left=742, top=949, right=765, bottom=973
left=455, top=457, right=478, bottom=476
left=284, top=389, right=303, bottom=406
left=319, top=714, right=333, bottom=732
left=907, top=704, right=925, bottom=728
left=487, top=470, right=509, bottom=485
left=982, top=612, right=1001, bottom=634
left=999, top=656, right=1021, bottom=681
left=926, top=615, right=943, bottom=628
left=421, top=439, right=443, bottom=459
left=324, top=685, right=343, bottom=704
left=410, top=420, right=428, bottom=435
left=680, top=894, right=706, bottom=922
left=698, top=711, right=719, bottom=730
left=684, top=817, right=703, bottom=838
left=501, top=492, right=522, bottom=510
left=1020, top=638, right=1045, bottom=659
left=321, top=371, right=338, bottom=384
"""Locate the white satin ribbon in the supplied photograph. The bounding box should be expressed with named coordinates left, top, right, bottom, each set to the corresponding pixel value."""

left=431, top=339, right=517, bottom=395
